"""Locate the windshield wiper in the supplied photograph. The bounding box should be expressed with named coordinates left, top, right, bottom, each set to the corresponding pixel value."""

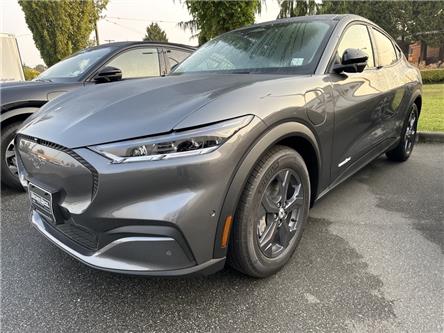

left=230, top=70, right=251, bottom=74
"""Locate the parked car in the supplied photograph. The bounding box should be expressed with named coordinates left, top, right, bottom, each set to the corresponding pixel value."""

left=16, top=15, right=421, bottom=277
left=1, top=41, right=195, bottom=189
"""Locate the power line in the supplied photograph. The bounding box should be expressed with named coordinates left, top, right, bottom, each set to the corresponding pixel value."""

left=103, top=18, right=145, bottom=34
left=107, top=16, right=181, bottom=24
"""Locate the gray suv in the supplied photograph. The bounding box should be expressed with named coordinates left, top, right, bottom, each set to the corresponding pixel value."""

left=16, top=15, right=422, bottom=277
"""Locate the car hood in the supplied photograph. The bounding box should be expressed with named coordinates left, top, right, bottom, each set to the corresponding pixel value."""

left=1, top=79, right=79, bottom=108
left=1, top=80, right=47, bottom=88
left=19, top=74, right=279, bottom=148
left=1, top=77, right=75, bottom=87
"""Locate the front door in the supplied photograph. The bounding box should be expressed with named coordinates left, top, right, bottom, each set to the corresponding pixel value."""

left=329, top=23, right=387, bottom=182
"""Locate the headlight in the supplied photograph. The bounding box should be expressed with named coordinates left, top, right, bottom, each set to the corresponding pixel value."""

left=89, top=115, right=253, bottom=163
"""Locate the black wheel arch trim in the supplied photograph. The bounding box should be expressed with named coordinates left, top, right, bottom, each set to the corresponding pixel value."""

left=1, top=100, right=46, bottom=113
left=213, top=120, right=321, bottom=258
left=409, top=89, right=422, bottom=114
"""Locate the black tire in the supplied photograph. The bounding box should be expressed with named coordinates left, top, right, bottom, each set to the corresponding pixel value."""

left=386, top=103, right=419, bottom=162
left=228, top=145, right=310, bottom=278
left=1, top=121, right=24, bottom=190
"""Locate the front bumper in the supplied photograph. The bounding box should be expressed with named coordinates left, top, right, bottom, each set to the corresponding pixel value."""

left=17, top=118, right=265, bottom=275
left=31, top=211, right=225, bottom=276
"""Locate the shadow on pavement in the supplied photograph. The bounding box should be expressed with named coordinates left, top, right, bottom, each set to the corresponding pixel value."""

left=354, top=153, right=444, bottom=253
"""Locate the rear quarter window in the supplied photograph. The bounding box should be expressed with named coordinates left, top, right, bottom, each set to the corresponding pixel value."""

left=372, top=29, right=398, bottom=67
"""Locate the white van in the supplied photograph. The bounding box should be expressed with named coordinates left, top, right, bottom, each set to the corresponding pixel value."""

left=1, top=33, right=25, bottom=82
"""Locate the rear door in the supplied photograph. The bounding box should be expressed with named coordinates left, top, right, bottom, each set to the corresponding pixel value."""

left=370, top=27, right=408, bottom=139
left=329, top=23, right=387, bottom=182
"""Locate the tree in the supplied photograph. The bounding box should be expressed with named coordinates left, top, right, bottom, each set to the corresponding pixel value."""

left=92, top=0, right=109, bottom=45
left=410, top=1, right=444, bottom=47
left=318, top=1, right=444, bottom=57
left=320, top=1, right=406, bottom=47
left=181, top=0, right=261, bottom=45
left=23, top=65, right=39, bottom=81
left=33, top=64, right=47, bottom=73
left=143, top=23, right=168, bottom=42
left=87, top=38, right=98, bottom=48
left=19, top=0, right=108, bottom=66
left=277, top=0, right=319, bottom=18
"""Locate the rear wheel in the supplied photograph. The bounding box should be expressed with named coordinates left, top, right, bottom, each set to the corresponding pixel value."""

left=1, top=121, right=23, bottom=190
left=386, top=104, right=419, bottom=162
left=228, top=146, right=310, bottom=278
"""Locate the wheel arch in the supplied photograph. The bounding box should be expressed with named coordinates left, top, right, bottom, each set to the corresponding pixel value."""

left=275, top=136, right=319, bottom=206
left=413, top=95, right=422, bottom=115
left=213, top=121, right=321, bottom=258
left=407, top=87, right=422, bottom=116
left=1, top=106, right=41, bottom=127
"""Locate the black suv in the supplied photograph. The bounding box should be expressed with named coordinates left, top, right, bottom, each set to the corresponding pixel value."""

left=1, top=41, right=195, bottom=189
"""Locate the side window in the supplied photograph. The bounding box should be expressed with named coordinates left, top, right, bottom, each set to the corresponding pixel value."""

left=372, top=29, right=398, bottom=67
left=106, top=48, right=160, bottom=79
left=337, top=24, right=375, bottom=68
left=166, top=49, right=191, bottom=68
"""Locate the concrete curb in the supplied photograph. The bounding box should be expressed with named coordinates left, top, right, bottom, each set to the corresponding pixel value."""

left=418, top=131, right=444, bottom=143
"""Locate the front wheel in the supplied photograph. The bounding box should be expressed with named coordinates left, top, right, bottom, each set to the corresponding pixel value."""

left=1, top=121, right=24, bottom=190
left=228, top=146, right=310, bottom=278
left=386, top=103, right=419, bottom=162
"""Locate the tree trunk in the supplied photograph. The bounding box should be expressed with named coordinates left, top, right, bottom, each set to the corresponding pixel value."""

left=420, top=40, right=427, bottom=65
left=398, top=37, right=409, bottom=58
left=439, top=46, right=444, bottom=62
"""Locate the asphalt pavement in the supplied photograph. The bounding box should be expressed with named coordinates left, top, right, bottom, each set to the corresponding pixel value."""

left=1, top=143, right=443, bottom=333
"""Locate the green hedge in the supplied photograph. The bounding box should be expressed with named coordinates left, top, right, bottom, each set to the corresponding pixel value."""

left=23, top=66, right=40, bottom=81
left=421, top=69, right=444, bottom=84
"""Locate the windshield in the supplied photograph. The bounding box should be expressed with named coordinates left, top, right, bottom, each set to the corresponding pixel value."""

left=36, top=47, right=112, bottom=80
left=174, top=20, right=334, bottom=75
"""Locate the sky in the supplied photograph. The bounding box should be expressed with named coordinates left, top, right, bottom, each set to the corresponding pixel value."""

left=0, top=0, right=281, bottom=67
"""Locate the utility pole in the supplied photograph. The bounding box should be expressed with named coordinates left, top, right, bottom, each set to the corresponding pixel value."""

left=93, top=1, right=100, bottom=46
left=94, top=21, right=100, bottom=46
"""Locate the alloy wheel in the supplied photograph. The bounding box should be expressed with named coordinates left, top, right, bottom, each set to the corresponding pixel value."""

left=404, top=109, right=417, bottom=155
left=257, top=168, right=305, bottom=258
left=5, top=138, right=18, bottom=177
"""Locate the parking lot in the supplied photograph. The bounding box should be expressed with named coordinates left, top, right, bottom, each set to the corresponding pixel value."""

left=1, top=143, right=443, bottom=333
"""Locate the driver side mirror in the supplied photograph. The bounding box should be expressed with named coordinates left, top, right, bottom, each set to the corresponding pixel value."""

left=94, top=66, right=122, bottom=83
left=333, top=48, right=368, bottom=74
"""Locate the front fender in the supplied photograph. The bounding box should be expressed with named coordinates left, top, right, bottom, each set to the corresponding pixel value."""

left=212, top=121, right=320, bottom=258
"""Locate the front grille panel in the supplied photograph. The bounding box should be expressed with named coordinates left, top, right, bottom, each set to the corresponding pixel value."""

left=18, top=135, right=101, bottom=251
left=17, top=135, right=99, bottom=198
left=17, top=135, right=97, bottom=214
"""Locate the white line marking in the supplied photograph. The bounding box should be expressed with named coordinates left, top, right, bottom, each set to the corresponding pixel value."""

left=338, top=157, right=351, bottom=167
